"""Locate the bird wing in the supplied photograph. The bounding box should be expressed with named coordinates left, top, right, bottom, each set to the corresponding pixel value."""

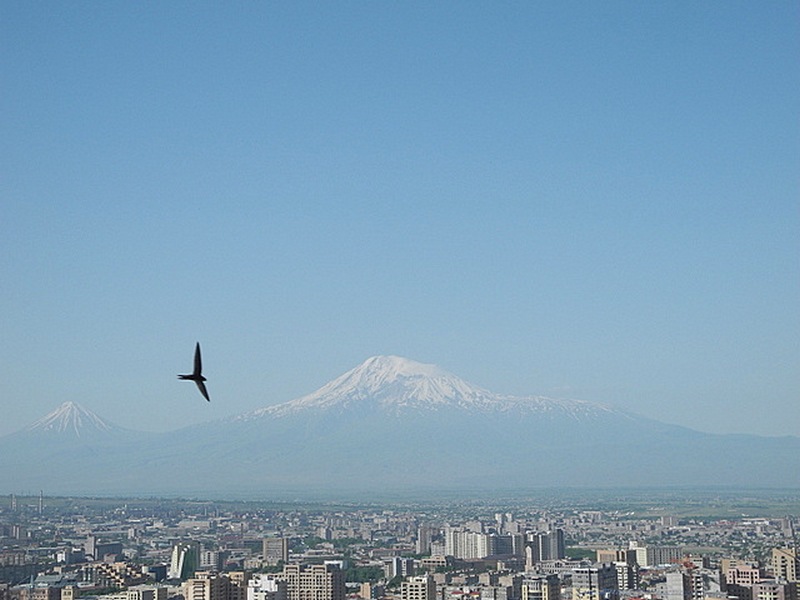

left=196, top=380, right=210, bottom=402
left=193, top=342, right=203, bottom=376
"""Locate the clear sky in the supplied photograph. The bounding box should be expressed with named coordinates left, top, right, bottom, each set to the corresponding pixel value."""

left=1, top=2, right=798, bottom=438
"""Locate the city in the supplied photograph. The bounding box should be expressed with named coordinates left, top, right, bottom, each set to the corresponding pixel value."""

left=1, top=493, right=797, bottom=600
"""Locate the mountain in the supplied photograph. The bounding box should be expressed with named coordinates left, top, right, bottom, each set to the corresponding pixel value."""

left=242, top=355, right=620, bottom=419
left=1, top=356, right=798, bottom=497
left=0, top=401, right=155, bottom=495
left=26, top=401, right=119, bottom=438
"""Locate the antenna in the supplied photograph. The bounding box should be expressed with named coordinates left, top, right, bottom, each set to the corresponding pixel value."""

left=791, top=516, right=799, bottom=582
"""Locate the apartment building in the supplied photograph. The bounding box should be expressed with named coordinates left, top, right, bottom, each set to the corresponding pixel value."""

left=401, top=575, right=436, bottom=600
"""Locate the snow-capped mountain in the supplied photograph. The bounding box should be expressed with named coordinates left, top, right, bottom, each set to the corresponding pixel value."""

left=1, top=356, right=798, bottom=497
left=244, top=355, right=620, bottom=420
left=26, top=401, right=118, bottom=437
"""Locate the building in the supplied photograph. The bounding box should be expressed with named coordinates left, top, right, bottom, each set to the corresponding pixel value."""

left=752, top=580, right=797, bottom=600
left=665, top=568, right=722, bottom=600
left=445, top=528, right=496, bottom=560
left=571, top=565, right=618, bottom=600
left=611, top=562, right=639, bottom=591
left=628, top=544, right=648, bottom=569
left=420, top=555, right=450, bottom=572
left=84, top=536, right=124, bottom=561
left=248, top=575, right=288, bottom=600
left=772, top=548, right=798, bottom=583
left=385, top=557, right=415, bottom=580
left=79, top=562, right=146, bottom=588
left=185, top=572, right=228, bottom=600
left=401, top=576, right=437, bottom=600
left=183, top=571, right=250, bottom=600
left=728, top=564, right=765, bottom=587
left=522, top=574, right=560, bottom=600
left=228, top=571, right=250, bottom=600
left=648, top=546, right=684, bottom=567
left=596, top=551, right=636, bottom=566
left=416, top=528, right=433, bottom=556
left=278, top=563, right=346, bottom=600
left=263, top=538, right=289, bottom=567
left=526, top=531, right=565, bottom=566
left=170, top=542, right=201, bottom=581
left=495, top=535, right=526, bottom=558
left=200, top=550, right=229, bottom=572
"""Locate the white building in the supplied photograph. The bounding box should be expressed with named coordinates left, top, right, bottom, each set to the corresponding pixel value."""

left=248, top=574, right=288, bottom=600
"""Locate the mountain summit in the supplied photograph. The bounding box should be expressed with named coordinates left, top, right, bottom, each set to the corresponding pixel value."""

left=246, top=355, right=619, bottom=420
left=27, top=401, right=116, bottom=437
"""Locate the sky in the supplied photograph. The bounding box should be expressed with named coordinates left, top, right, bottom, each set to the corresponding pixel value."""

left=1, top=2, right=798, bottom=438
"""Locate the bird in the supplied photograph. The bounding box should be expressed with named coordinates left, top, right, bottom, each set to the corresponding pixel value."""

left=178, top=342, right=210, bottom=401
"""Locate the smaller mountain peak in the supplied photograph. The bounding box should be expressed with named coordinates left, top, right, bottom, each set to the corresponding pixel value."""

left=28, top=401, right=115, bottom=438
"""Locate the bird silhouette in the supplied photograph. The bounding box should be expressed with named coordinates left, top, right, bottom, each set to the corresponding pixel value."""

left=178, top=342, right=210, bottom=401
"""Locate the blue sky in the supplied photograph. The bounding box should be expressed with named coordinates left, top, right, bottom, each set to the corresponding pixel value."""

left=1, top=2, right=798, bottom=438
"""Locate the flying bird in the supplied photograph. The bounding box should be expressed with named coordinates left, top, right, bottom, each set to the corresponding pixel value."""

left=178, top=342, right=210, bottom=401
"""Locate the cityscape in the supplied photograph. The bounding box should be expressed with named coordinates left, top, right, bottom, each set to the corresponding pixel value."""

left=3, top=6, right=797, bottom=600
left=1, top=493, right=798, bottom=600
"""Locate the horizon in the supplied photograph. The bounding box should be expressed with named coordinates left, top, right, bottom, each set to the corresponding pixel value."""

left=9, top=355, right=800, bottom=438
left=2, top=3, right=798, bottom=441
left=10, top=351, right=800, bottom=441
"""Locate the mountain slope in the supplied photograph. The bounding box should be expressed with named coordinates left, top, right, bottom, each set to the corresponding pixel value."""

left=26, top=401, right=120, bottom=437
left=1, top=357, right=798, bottom=497
left=243, top=355, right=622, bottom=420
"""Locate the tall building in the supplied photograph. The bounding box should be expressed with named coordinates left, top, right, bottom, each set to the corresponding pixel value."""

left=495, top=534, right=526, bottom=557
left=445, top=528, right=496, bottom=560
left=184, top=572, right=250, bottom=600
left=522, top=574, right=560, bottom=600
left=751, top=580, right=797, bottom=600
left=170, top=542, right=201, bottom=581
left=647, top=546, right=683, bottom=567
left=228, top=571, right=250, bottom=600
left=416, top=527, right=433, bottom=555
left=665, top=568, right=722, bottom=600
left=278, top=564, right=345, bottom=600
left=628, top=544, right=648, bottom=569
left=572, top=566, right=618, bottom=600
left=401, top=575, right=436, bottom=600
left=664, top=570, right=686, bottom=600
left=772, top=548, right=798, bottom=583
left=612, top=562, right=639, bottom=591
left=263, top=538, right=289, bottom=567
left=527, top=531, right=565, bottom=564
left=184, top=573, right=228, bottom=600
left=385, top=557, right=415, bottom=580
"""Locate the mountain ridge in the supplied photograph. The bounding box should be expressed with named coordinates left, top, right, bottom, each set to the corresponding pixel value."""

left=1, top=355, right=798, bottom=495
left=241, top=355, right=623, bottom=421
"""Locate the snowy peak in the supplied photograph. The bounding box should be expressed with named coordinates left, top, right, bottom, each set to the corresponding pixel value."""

left=344, top=355, right=449, bottom=388
left=320, top=355, right=483, bottom=399
left=247, top=355, right=621, bottom=420
left=27, top=401, right=116, bottom=438
left=247, top=355, right=497, bottom=418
